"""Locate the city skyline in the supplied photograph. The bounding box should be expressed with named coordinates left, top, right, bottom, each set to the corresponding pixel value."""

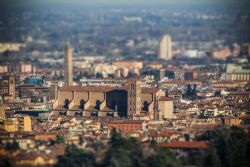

left=0, top=0, right=250, bottom=167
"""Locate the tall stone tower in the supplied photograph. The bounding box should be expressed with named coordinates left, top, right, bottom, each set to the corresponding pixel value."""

left=8, top=74, right=15, bottom=99
left=127, top=79, right=141, bottom=119
left=64, top=43, right=73, bottom=86
left=159, top=34, right=172, bottom=60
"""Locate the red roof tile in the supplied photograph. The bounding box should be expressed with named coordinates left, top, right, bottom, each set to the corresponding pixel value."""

left=159, top=96, right=173, bottom=101
left=158, top=141, right=209, bottom=149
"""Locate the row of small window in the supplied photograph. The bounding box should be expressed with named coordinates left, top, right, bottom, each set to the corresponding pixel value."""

left=129, top=101, right=141, bottom=105
left=112, top=125, right=140, bottom=128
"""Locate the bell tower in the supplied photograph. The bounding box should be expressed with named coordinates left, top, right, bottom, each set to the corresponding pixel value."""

left=8, top=74, right=15, bottom=100
left=64, top=43, right=73, bottom=86
left=127, top=79, right=141, bottom=119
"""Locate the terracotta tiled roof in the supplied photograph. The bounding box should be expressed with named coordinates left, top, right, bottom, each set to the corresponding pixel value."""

left=106, top=120, right=143, bottom=124
left=59, top=86, right=127, bottom=92
left=158, top=141, right=209, bottom=149
left=229, top=92, right=250, bottom=95
left=141, top=88, right=160, bottom=93
left=159, top=96, right=173, bottom=101
left=239, top=115, right=250, bottom=119
left=149, top=132, right=173, bottom=138
left=59, top=85, right=160, bottom=94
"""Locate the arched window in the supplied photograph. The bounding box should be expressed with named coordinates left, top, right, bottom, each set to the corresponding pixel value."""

left=80, top=99, right=85, bottom=110
left=64, top=99, right=70, bottom=110
left=131, top=84, right=135, bottom=90
left=95, top=100, right=101, bottom=110
left=143, top=101, right=149, bottom=112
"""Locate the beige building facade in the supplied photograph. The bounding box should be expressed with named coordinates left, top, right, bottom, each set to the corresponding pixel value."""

left=53, top=80, right=173, bottom=120
left=159, top=35, right=172, bottom=60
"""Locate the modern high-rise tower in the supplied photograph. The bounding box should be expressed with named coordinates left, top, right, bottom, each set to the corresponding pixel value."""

left=159, top=35, right=172, bottom=60
left=64, top=43, right=73, bottom=86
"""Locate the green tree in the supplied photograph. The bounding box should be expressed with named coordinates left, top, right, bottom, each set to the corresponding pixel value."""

left=192, top=84, right=197, bottom=99
left=0, top=156, right=13, bottom=167
left=104, top=129, right=141, bottom=167
left=185, top=84, right=192, bottom=98
left=79, top=135, right=84, bottom=146
left=55, top=144, right=96, bottom=167
left=103, top=129, right=179, bottom=167
left=145, top=147, right=180, bottom=167
left=196, top=126, right=250, bottom=167
left=56, top=134, right=64, bottom=144
left=5, top=139, right=20, bottom=151
left=31, top=96, right=39, bottom=103
left=198, top=143, right=221, bottom=167
left=55, top=129, right=180, bottom=167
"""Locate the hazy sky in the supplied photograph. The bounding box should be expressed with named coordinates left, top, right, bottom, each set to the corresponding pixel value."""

left=70, top=0, right=248, bottom=4
left=3, top=0, right=250, bottom=5
left=1, top=0, right=249, bottom=9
